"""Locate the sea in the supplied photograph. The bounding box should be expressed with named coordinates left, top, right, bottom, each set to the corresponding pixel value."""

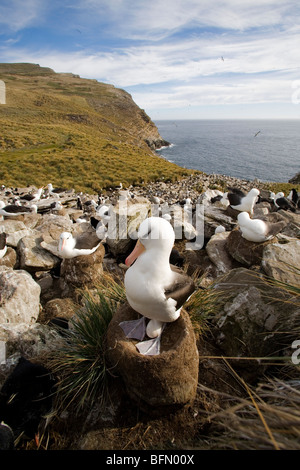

left=154, top=119, right=300, bottom=183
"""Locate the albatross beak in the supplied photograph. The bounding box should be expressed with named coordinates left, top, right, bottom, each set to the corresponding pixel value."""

left=125, top=240, right=145, bottom=266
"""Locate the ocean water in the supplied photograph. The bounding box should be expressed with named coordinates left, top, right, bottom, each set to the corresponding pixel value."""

left=154, top=120, right=300, bottom=183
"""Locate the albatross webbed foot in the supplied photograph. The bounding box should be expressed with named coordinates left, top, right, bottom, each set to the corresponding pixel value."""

left=136, top=323, right=166, bottom=356
left=119, top=316, right=146, bottom=341
left=136, top=335, right=162, bottom=356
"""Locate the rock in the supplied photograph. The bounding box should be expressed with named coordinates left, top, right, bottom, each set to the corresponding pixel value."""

left=184, top=249, right=219, bottom=286
left=288, top=172, right=300, bottom=184
left=211, top=268, right=300, bottom=378
left=275, top=210, right=300, bottom=238
left=40, top=297, right=77, bottom=324
left=226, top=227, right=277, bottom=267
left=0, top=247, right=18, bottom=269
left=0, top=266, right=41, bottom=324
left=200, top=205, right=236, bottom=239
left=105, top=302, right=199, bottom=414
left=206, top=231, right=241, bottom=274
left=0, top=323, right=63, bottom=362
left=59, top=243, right=105, bottom=296
left=17, top=231, right=61, bottom=272
left=262, top=239, right=300, bottom=286
left=0, top=219, right=32, bottom=247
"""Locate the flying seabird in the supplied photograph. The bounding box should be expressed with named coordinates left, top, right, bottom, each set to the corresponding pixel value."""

left=254, top=131, right=261, bottom=137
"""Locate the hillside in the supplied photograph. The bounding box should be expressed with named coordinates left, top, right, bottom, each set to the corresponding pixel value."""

left=0, top=63, right=195, bottom=193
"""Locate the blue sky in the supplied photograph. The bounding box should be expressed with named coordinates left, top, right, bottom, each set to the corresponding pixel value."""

left=1, top=0, right=300, bottom=120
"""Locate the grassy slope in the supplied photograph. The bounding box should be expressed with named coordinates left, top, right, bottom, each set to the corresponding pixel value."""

left=0, top=63, right=195, bottom=193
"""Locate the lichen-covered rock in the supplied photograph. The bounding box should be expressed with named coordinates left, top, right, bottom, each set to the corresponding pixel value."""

left=105, top=202, right=150, bottom=257
left=106, top=302, right=199, bottom=414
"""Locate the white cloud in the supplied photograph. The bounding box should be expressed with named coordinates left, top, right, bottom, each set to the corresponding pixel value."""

left=71, top=0, right=299, bottom=40
left=0, top=0, right=47, bottom=32
left=1, top=0, right=299, bottom=118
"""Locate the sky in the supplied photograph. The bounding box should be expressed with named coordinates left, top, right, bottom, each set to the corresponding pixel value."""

left=1, top=0, right=300, bottom=120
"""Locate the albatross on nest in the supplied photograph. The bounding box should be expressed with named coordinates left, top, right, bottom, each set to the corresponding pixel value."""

left=58, top=230, right=103, bottom=259
left=120, top=217, right=195, bottom=355
left=237, top=212, right=286, bottom=242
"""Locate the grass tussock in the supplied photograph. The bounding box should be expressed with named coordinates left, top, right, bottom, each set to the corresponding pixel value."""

left=49, top=274, right=126, bottom=413
left=197, top=368, right=300, bottom=450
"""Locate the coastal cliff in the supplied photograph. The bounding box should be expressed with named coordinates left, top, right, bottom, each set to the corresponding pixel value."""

left=0, top=63, right=188, bottom=192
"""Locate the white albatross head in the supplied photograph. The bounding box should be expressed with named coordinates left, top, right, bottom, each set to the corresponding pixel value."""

left=125, top=217, right=175, bottom=267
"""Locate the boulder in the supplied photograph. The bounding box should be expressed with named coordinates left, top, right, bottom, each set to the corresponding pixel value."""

left=0, top=266, right=41, bottom=324
left=275, top=210, right=300, bottom=239
left=106, top=302, right=199, bottom=414
left=200, top=204, right=235, bottom=239
left=0, top=323, right=63, bottom=365
left=262, top=239, right=300, bottom=286
left=40, top=297, right=77, bottom=324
